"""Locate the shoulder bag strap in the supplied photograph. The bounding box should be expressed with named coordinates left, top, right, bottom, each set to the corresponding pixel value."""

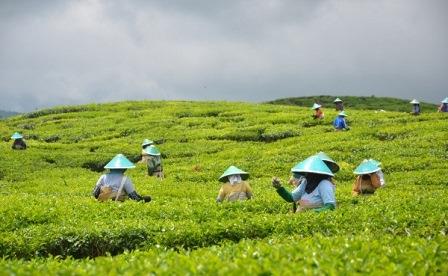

left=115, top=175, right=127, bottom=201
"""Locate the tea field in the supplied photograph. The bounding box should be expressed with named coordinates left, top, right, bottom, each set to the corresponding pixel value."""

left=0, top=100, right=447, bottom=275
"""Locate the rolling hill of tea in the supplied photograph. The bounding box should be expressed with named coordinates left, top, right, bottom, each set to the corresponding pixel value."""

left=0, top=100, right=447, bottom=275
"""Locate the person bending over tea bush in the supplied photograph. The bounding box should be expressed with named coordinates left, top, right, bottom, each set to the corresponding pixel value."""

left=144, top=145, right=164, bottom=178
left=333, top=111, right=349, bottom=131
left=311, top=103, right=324, bottom=119
left=352, top=159, right=386, bottom=196
left=140, top=138, right=154, bottom=163
left=92, top=154, right=151, bottom=202
left=272, top=155, right=336, bottom=212
left=11, top=132, right=27, bottom=150
left=216, top=166, right=253, bottom=203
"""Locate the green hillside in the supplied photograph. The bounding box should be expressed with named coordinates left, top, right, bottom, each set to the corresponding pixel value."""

left=267, top=95, right=439, bottom=112
left=0, top=110, right=19, bottom=119
left=0, top=100, right=447, bottom=274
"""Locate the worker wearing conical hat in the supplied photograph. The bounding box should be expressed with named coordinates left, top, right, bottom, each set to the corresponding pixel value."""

left=409, top=99, right=420, bottom=115
left=352, top=159, right=385, bottom=196
left=272, top=155, right=336, bottom=212
left=140, top=139, right=154, bottom=163
left=334, top=98, right=344, bottom=111
left=92, top=154, right=151, bottom=202
left=145, top=145, right=164, bottom=178
left=11, top=132, right=27, bottom=150
left=311, top=103, right=324, bottom=119
left=216, top=166, right=253, bottom=203
left=438, top=97, right=448, bottom=112
left=333, top=111, right=349, bottom=130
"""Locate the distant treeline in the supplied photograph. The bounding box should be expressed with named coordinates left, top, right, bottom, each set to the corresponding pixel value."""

left=267, top=95, right=438, bottom=112
left=0, top=110, right=19, bottom=119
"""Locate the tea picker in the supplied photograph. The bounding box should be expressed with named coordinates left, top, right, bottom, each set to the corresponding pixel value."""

left=92, top=154, right=151, bottom=202
left=333, top=111, right=349, bottom=131
left=145, top=145, right=164, bottom=179
left=351, top=159, right=386, bottom=196
left=272, top=155, right=337, bottom=212
left=311, top=103, right=324, bottom=119
left=409, top=99, right=420, bottom=115
left=11, top=132, right=27, bottom=150
left=140, top=138, right=154, bottom=163
left=438, top=97, right=448, bottom=112
left=334, top=97, right=344, bottom=111
left=216, top=166, right=253, bottom=203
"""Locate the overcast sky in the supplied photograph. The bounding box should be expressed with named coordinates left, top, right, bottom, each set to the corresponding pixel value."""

left=1, top=0, right=447, bottom=112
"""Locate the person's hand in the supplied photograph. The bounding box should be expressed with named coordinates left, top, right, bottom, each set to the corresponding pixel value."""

left=272, top=177, right=282, bottom=189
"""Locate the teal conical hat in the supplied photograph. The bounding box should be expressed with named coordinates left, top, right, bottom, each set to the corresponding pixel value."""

left=441, top=97, right=448, bottom=104
left=219, top=165, right=249, bottom=182
left=353, top=160, right=380, bottom=175
left=104, top=154, right=136, bottom=169
left=311, top=103, right=322, bottom=110
left=291, top=156, right=334, bottom=176
left=142, top=139, right=154, bottom=147
left=409, top=99, right=419, bottom=104
left=338, top=111, right=347, bottom=117
left=145, top=145, right=161, bottom=156
left=11, top=132, right=23, bottom=140
left=315, top=151, right=340, bottom=173
left=333, top=97, right=343, bottom=103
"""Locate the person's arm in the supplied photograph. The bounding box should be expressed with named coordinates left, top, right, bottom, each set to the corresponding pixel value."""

left=92, top=175, right=104, bottom=198
left=370, top=173, right=382, bottom=188
left=276, top=186, right=294, bottom=202
left=317, top=180, right=336, bottom=212
left=314, top=203, right=336, bottom=212
left=352, top=176, right=361, bottom=196
left=216, top=186, right=226, bottom=203
left=245, top=183, right=253, bottom=199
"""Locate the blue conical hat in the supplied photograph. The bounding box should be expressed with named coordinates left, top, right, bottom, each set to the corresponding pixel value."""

left=291, top=156, right=334, bottom=176
left=315, top=151, right=340, bottom=173
left=104, top=154, right=136, bottom=169
left=333, top=97, right=343, bottom=103
left=144, top=145, right=161, bottom=156
left=409, top=99, right=419, bottom=104
left=353, top=160, right=380, bottom=175
left=338, top=111, right=347, bottom=117
left=219, top=165, right=249, bottom=182
left=441, top=97, right=448, bottom=104
left=142, top=139, right=154, bottom=147
left=11, top=132, right=23, bottom=140
left=311, top=103, right=322, bottom=110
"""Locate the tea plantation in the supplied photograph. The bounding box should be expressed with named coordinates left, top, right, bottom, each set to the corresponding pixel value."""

left=0, top=100, right=447, bottom=275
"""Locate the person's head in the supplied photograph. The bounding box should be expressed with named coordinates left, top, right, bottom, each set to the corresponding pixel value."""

left=311, top=103, right=322, bottom=111
left=109, top=168, right=126, bottom=174
left=354, top=159, right=381, bottom=178
left=410, top=99, right=420, bottom=106
left=219, top=165, right=249, bottom=184
left=144, top=145, right=161, bottom=157
left=11, top=132, right=23, bottom=141
left=338, top=111, right=347, bottom=118
left=288, top=172, right=304, bottom=187
left=291, top=155, right=334, bottom=192
left=142, top=139, right=154, bottom=149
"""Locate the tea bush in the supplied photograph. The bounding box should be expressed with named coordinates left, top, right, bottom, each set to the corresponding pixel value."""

left=0, top=100, right=447, bottom=274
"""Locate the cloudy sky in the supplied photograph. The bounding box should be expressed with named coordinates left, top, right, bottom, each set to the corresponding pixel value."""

left=1, top=0, right=447, bottom=112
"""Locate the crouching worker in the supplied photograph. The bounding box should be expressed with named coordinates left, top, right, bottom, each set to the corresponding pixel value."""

left=311, top=103, right=324, bottom=119
left=352, top=159, right=385, bottom=196
left=140, top=139, right=154, bottom=163
left=272, top=156, right=336, bottom=212
left=333, top=111, right=349, bottom=131
left=92, top=154, right=151, bottom=202
left=145, top=145, right=164, bottom=178
left=216, top=166, right=253, bottom=203
left=11, top=132, right=27, bottom=150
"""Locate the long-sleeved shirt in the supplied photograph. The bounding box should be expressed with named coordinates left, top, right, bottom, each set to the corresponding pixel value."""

left=216, top=181, right=253, bottom=202
left=92, top=172, right=136, bottom=198
left=333, top=116, right=347, bottom=130
left=352, top=173, right=381, bottom=196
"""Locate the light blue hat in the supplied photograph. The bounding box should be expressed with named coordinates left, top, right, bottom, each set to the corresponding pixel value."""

left=441, top=97, right=448, bottom=104
left=104, top=154, right=136, bottom=169
left=315, top=151, right=340, bottom=173
left=333, top=98, right=343, bottom=103
left=142, top=139, right=154, bottom=147
left=291, top=155, right=334, bottom=177
left=311, top=103, right=322, bottom=110
left=11, top=132, right=23, bottom=140
left=338, top=111, right=347, bottom=117
left=368, top=159, right=382, bottom=167
left=219, top=165, right=249, bottom=182
left=145, top=145, right=161, bottom=156
left=409, top=99, right=419, bottom=104
left=353, top=160, right=380, bottom=175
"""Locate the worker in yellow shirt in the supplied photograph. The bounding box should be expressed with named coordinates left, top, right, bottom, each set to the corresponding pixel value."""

left=216, top=166, right=253, bottom=202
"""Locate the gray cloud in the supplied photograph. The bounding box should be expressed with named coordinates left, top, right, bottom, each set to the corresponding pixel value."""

left=0, top=0, right=447, bottom=112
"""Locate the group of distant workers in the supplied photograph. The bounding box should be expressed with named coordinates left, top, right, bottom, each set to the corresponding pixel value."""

left=311, top=97, right=448, bottom=130
left=8, top=96, right=445, bottom=211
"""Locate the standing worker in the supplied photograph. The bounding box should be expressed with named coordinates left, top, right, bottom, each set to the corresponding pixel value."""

left=145, top=145, right=164, bottom=178
left=216, top=166, right=253, bottom=203
left=140, top=139, right=154, bottom=163
left=333, top=111, right=349, bottom=131
left=334, top=98, right=344, bottom=111
left=352, top=159, right=386, bottom=196
left=92, top=154, right=151, bottom=202
left=11, top=132, right=27, bottom=150
left=409, top=99, right=421, bottom=115
left=311, top=103, right=324, bottom=119
left=438, top=98, right=448, bottom=112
